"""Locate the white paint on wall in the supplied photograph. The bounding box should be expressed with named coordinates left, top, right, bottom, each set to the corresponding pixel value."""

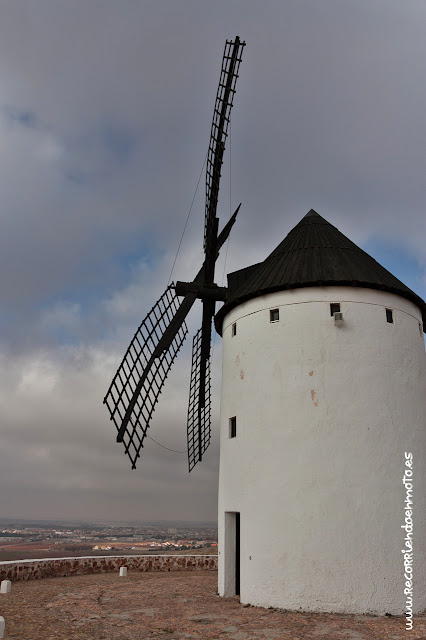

left=218, top=286, right=426, bottom=614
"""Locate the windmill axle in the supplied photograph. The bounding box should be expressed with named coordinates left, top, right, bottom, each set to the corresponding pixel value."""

left=175, top=281, right=228, bottom=302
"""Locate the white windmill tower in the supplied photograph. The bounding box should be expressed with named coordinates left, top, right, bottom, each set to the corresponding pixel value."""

left=214, top=209, right=426, bottom=615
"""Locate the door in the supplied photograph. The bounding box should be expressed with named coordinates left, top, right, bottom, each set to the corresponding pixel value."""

left=235, top=511, right=240, bottom=595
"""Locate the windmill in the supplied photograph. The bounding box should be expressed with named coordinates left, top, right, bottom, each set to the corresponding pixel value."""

left=103, top=37, right=245, bottom=472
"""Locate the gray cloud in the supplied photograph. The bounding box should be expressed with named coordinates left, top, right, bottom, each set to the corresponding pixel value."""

left=0, top=0, right=425, bottom=522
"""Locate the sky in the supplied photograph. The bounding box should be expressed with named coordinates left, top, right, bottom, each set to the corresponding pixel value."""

left=0, top=0, right=425, bottom=524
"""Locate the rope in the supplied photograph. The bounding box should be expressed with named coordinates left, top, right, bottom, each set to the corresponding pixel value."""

left=147, top=433, right=187, bottom=454
left=167, top=152, right=208, bottom=287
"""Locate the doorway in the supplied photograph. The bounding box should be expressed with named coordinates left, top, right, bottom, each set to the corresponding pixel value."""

left=235, top=512, right=240, bottom=595
left=224, top=511, right=240, bottom=596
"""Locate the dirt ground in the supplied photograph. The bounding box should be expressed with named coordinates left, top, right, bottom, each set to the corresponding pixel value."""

left=0, top=570, right=425, bottom=640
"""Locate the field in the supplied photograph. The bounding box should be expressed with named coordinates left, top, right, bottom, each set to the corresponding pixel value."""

left=0, top=542, right=217, bottom=562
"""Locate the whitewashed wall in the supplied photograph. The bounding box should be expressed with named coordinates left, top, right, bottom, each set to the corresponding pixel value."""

left=218, top=286, right=426, bottom=614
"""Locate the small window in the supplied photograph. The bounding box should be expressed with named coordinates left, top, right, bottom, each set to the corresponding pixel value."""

left=229, top=416, right=237, bottom=438
left=420, top=323, right=423, bottom=337
left=330, top=303, right=340, bottom=316
left=270, top=308, right=279, bottom=323
left=232, top=323, right=237, bottom=337
left=386, top=308, right=394, bottom=324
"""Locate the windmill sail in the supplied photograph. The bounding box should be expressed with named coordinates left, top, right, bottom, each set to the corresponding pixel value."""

left=103, top=285, right=189, bottom=469
left=187, top=37, right=245, bottom=471
left=104, top=37, right=245, bottom=472
left=204, top=37, right=245, bottom=255
left=104, top=206, right=240, bottom=470
left=187, top=327, right=212, bottom=472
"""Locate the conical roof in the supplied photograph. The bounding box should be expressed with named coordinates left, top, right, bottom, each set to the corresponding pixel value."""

left=215, top=209, right=426, bottom=334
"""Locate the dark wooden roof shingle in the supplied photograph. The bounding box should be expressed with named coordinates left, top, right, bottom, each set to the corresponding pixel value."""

left=215, top=209, right=426, bottom=334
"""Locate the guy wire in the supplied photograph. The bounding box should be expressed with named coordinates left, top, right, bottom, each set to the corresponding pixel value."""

left=147, top=433, right=186, bottom=454
left=167, top=151, right=208, bottom=287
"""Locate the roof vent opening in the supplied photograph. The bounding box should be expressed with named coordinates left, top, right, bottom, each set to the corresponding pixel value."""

left=229, top=416, right=237, bottom=439
left=270, top=308, right=279, bottom=323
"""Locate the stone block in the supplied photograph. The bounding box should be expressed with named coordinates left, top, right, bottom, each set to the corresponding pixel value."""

left=0, top=581, right=11, bottom=594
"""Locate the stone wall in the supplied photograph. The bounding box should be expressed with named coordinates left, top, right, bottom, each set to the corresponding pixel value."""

left=0, top=554, right=217, bottom=582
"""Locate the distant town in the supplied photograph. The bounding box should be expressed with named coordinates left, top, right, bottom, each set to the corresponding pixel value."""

left=0, top=519, right=217, bottom=562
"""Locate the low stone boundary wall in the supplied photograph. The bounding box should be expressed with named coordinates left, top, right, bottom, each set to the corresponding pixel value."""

left=0, top=554, right=217, bottom=582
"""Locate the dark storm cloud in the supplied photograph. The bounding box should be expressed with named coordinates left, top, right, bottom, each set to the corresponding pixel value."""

left=0, top=0, right=425, bottom=522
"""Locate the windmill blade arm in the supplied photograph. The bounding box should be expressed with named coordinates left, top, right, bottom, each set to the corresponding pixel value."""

left=216, top=203, right=241, bottom=253
left=187, top=297, right=215, bottom=471
left=175, top=282, right=228, bottom=301
left=103, top=284, right=192, bottom=468
left=175, top=203, right=242, bottom=297
left=187, top=326, right=212, bottom=472
left=204, top=37, right=245, bottom=253
left=151, top=293, right=196, bottom=357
